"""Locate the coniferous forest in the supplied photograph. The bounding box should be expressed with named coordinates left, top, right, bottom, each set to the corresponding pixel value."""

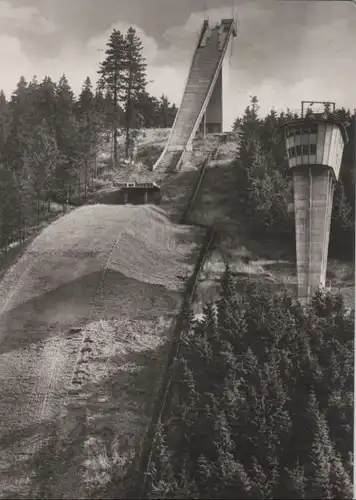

left=0, top=26, right=177, bottom=251
left=141, top=267, right=354, bottom=499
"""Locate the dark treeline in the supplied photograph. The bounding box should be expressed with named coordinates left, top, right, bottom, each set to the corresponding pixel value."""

left=233, top=97, right=355, bottom=261
left=0, top=26, right=177, bottom=250
left=140, top=266, right=353, bottom=499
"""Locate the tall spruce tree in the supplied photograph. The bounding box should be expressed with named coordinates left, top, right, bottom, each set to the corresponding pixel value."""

left=37, top=76, right=57, bottom=131
left=27, top=120, right=59, bottom=221
left=0, top=90, right=10, bottom=161
left=77, top=77, right=102, bottom=198
left=6, top=76, right=31, bottom=170
left=53, top=74, right=77, bottom=198
left=122, top=27, right=147, bottom=158
left=0, top=166, right=19, bottom=249
left=98, top=29, right=126, bottom=166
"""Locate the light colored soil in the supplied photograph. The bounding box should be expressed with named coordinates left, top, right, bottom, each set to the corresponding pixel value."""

left=0, top=204, right=204, bottom=499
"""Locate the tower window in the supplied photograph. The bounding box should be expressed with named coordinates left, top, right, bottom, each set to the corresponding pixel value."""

left=287, top=144, right=317, bottom=159
left=286, top=125, right=318, bottom=138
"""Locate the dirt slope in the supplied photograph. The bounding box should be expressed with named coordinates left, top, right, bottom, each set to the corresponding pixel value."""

left=0, top=204, right=204, bottom=499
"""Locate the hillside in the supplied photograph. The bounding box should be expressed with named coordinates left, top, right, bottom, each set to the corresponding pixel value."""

left=129, top=131, right=353, bottom=313
left=95, top=128, right=354, bottom=314
left=0, top=204, right=204, bottom=499
left=0, top=127, right=353, bottom=499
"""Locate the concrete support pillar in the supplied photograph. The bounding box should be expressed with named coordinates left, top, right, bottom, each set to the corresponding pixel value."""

left=144, top=190, right=148, bottom=204
left=293, top=166, right=334, bottom=304
left=205, top=67, right=222, bottom=134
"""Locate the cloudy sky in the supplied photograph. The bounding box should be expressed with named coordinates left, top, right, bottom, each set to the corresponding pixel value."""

left=0, top=0, right=355, bottom=128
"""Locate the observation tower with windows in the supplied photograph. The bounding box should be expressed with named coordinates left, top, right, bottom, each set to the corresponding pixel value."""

left=281, top=101, right=349, bottom=304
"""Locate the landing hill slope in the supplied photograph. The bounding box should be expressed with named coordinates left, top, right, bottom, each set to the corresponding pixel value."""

left=0, top=204, right=204, bottom=499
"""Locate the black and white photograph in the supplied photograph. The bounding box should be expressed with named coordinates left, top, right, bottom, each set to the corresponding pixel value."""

left=0, top=0, right=354, bottom=498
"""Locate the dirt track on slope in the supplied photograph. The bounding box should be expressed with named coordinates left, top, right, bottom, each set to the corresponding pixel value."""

left=0, top=204, right=204, bottom=499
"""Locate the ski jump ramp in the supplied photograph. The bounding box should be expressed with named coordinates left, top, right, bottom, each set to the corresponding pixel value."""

left=153, top=18, right=237, bottom=172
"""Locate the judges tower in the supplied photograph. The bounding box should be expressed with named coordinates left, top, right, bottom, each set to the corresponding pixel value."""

left=282, top=101, right=348, bottom=304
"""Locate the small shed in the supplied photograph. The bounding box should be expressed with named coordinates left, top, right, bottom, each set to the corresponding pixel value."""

left=116, top=181, right=161, bottom=205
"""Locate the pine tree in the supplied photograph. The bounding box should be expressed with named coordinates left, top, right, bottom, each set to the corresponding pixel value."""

left=77, top=77, right=96, bottom=127
left=4, top=77, right=40, bottom=239
left=53, top=75, right=78, bottom=198
left=159, top=95, right=177, bottom=128
left=27, top=120, right=59, bottom=221
left=27, top=75, right=41, bottom=129
left=135, top=92, right=160, bottom=128
left=122, top=27, right=147, bottom=158
left=6, top=76, right=31, bottom=170
left=148, top=420, right=177, bottom=499
left=37, top=76, right=57, bottom=131
left=250, top=457, right=269, bottom=499
left=330, top=182, right=354, bottom=259
left=158, top=94, right=169, bottom=128
left=0, top=90, right=10, bottom=161
left=303, top=393, right=333, bottom=499
left=0, top=166, right=19, bottom=249
left=76, top=77, right=103, bottom=199
left=216, top=263, right=239, bottom=349
left=277, top=464, right=306, bottom=499
left=202, top=302, right=220, bottom=358
left=98, top=29, right=126, bottom=166
left=329, top=455, right=353, bottom=499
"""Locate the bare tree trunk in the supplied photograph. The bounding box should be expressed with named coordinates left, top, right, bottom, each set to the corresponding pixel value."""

left=125, top=104, right=131, bottom=159
left=113, top=62, right=118, bottom=168
left=125, top=74, right=132, bottom=159
left=84, top=163, right=88, bottom=204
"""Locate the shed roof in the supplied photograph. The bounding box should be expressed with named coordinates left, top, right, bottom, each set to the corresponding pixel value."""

left=116, top=181, right=160, bottom=189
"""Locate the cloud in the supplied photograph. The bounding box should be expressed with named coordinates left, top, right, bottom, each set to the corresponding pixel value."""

left=0, top=1, right=56, bottom=35
left=0, top=19, right=184, bottom=104
left=0, top=0, right=354, bottom=133
left=161, top=1, right=356, bottom=127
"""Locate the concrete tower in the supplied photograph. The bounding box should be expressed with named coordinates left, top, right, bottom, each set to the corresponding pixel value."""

left=282, top=107, right=348, bottom=304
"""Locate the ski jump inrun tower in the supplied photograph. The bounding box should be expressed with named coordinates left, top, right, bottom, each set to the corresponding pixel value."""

left=153, top=18, right=237, bottom=171
left=282, top=102, right=349, bottom=305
